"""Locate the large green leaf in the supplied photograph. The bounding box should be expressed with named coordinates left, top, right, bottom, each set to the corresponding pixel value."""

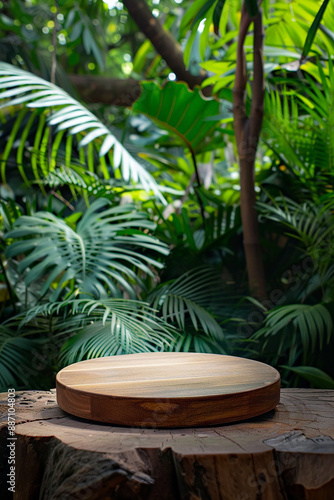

left=132, top=81, right=221, bottom=153
left=213, top=0, right=227, bottom=30
left=0, top=63, right=164, bottom=200
left=5, top=198, right=169, bottom=300
left=191, top=0, right=217, bottom=29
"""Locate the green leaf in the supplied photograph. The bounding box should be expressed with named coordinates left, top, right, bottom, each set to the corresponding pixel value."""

left=69, top=21, right=82, bottom=41
left=65, top=9, right=76, bottom=30
left=254, top=302, right=333, bottom=363
left=281, top=365, right=334, bottom=389
left=191, top=0, right=216, bottom=29
left=213, top=0, right=227, bottom=30
left=199, top=3, right=216, bottom=60
left=1, top=108, right=27, bottom=183
left=180, top=0, right=211, bottom=35
left=302, top=0, right=331, bottom=60
left=132, top=81, right=221, bottom=153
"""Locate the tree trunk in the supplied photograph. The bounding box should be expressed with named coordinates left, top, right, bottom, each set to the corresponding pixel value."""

left=233, top=3, right=267, bottom=300
left=1, top=389, right=334, bottom=499
left=240, top=157, right=267, bottom=299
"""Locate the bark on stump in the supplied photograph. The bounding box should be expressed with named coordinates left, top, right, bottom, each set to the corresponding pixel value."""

left=1, top=388, right=334, bottom=499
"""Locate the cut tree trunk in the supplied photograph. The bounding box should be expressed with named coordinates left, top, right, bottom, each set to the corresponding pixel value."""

left=1, top=389, right=333, bottom=499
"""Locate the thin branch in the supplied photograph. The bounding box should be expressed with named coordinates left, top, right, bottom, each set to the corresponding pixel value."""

left=51, top=190, right=75, bottom=211
left=51, top=2, right=58, bottom=86
left=122, top=0, right=206, bottom=89
left=69, top=75, right=141, bottom=106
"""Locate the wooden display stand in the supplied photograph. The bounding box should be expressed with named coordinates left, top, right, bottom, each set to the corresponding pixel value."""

left=56, top=353, right=280, bottom=427
left=1, top=388, right=334, bottom=499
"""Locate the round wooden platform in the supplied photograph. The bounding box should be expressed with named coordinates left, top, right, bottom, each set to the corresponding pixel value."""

left=56, top=352, right=280, bottom=427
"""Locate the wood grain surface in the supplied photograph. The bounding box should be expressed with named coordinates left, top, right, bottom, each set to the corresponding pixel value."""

left=56, top=352, right=280, bottom=427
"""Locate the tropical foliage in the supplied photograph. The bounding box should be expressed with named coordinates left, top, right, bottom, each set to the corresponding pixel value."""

left=5, top=198, right=169, bottom=300
left=0, top=0, right=333, bottom=391
left=0, top=63, right=163, bottom=197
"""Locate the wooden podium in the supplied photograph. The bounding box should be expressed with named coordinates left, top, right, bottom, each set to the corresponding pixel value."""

left=1, top=353, right=333, bottom=499
left=56, top=352, right=280, bottom=427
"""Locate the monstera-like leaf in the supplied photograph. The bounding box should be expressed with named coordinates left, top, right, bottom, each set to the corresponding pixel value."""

left=132, top=81, right=221, bottom=153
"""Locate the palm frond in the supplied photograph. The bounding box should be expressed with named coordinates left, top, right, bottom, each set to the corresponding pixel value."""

left=0, top=63, right=165, bottom=201
left=258, top=197, right=334, bottom=276
left=0, top=198, right=23, bottom=231
left=262, top=82, right=334, bottom=186
left=254, top=303, right=333, bottom=358
left=168, top=330, right=226, bottom=353
left=41, top=162, right=153, bottom=203
left=5, top=198, right=169, bottom=300
left=25, top=298, right=177, bottom=365
left=0, top=322, right=44, bottom=391
left=154, top=196, right=241, bottom=251
left=258, top=197, right=332, bottom=241
left=150, top=267, right=226, bottom=343
left=262, top=91, right=317, bottom=177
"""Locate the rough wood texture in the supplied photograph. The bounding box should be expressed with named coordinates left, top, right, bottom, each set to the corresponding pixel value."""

left=56, top=353, right=280, bottom=427
left=1, top=389, right=334, bottom=499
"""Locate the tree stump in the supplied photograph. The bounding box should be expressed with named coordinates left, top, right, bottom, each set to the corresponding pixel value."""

left=1, top=389, right=334, bottom=499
